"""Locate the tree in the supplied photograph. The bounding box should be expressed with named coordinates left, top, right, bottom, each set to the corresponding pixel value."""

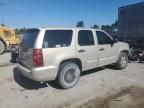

left=111, top=20, right=118, bottom=28
left=15, top=27, right=27, bottom=35
left=76, top=21, right=84, bottom=27
left=1, top=23, right=6, bottom=27
left=91, top=24, right=99, bottom=29
left=101, top=25, right=112, bottom=30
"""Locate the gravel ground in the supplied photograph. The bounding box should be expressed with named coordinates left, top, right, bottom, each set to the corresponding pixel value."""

left=79, top=86, right=144, bottom=108
left=0, top=53, right=11, bottom=64
left=0, top=53, right=144, bottom=108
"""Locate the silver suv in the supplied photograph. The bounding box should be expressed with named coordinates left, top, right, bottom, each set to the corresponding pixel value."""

left=17, top=28, right=129, bottom=89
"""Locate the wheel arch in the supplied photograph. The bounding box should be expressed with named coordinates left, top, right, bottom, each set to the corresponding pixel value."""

left=121, top=50, right=129, bottom=55
left=116, top=49, right=129, bottom=62
left=59, top=58, right=82, bottom=71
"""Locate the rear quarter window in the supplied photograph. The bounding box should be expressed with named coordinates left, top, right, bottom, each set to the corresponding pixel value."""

left=43, top=30, right=73, bottom=48
left=20, top=29, right=39, bottom=48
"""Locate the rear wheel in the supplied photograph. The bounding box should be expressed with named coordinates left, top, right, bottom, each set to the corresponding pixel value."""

left=0, top=40, right=5, bottom=55
left=57, top=62, right=80, bottom=89
left=115, top=52, right=128, bottom=70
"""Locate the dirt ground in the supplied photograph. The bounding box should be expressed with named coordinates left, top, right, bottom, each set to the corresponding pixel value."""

left=78, top=86, right=144, bottom=108
left=0, top=53, right=144, bottom=108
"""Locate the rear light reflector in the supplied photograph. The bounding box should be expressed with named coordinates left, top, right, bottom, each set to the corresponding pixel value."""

left=33, top=49, right=43, bottom=67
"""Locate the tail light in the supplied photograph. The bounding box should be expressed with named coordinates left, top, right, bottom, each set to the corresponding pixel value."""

left=33, top=49, right=43, bottom=67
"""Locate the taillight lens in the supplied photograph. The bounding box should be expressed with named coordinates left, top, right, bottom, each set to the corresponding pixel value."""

left=33, top=49, right=43, bottom=67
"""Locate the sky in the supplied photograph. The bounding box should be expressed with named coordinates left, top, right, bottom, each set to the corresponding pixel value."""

left=0, top=0, right=143, bottom=28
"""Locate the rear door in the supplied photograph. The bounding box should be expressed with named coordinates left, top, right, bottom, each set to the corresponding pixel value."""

left=96, top=30, right=117, bottom=66
left=76, top=30, right=98, bottom=71
left=19, top=29, right=40, bottom=69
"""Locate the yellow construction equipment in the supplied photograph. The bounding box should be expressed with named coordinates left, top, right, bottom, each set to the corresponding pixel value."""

left=0, top=26, right=20, bottom=54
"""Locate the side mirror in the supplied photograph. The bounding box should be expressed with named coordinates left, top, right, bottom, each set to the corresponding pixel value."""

left=111, top=38, right=118, bottom=45
left=111, top=35, right=118, bottom=43
left=113, top=38, right=118, bottom=43
left=112, top=36, right=118, bottom=43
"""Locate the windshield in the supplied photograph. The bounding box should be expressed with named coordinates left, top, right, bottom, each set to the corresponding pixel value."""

left=20, top=29, right=39, bottom=48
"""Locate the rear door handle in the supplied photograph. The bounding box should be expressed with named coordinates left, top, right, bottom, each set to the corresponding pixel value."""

left=99, top=48, right=104, bottom=51
left=78, top=49, right=85, bottom=53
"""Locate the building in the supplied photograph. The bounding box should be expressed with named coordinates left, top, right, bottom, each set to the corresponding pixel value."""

left=118, top=2, right=144, bottom=48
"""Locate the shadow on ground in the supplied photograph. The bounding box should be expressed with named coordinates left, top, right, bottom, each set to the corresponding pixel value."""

left=13, top=67, right=48, bottom=90
left=3, top=49, right=15, bottom=54
left=81, top=67, right=105, bottom=77
left=81, top=64, right=119, bottom=77
left=13, top=65, right=116, bottom=90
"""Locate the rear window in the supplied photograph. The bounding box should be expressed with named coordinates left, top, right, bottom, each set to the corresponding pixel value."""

left=20, top=29, right=39, bottom=48
left=43, top=30, right=73, bottom=48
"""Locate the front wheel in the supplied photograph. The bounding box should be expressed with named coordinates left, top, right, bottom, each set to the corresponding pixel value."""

left=57, top=62, right=80, bottom=89
left=115, top=52, right=128, bottom=70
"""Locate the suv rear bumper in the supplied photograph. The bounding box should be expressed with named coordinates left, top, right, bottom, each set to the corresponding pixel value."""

left=17, top=63, right=57, bottom=82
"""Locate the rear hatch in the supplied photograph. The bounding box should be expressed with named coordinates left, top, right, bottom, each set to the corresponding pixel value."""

left=19, top=29, right=40, bottom=69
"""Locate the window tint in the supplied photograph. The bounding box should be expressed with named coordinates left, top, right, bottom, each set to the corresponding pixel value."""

left=78, top=30, right=94, bottom=46
left=43, top=30, right=72, bottom=48
left=96, top=31, right=112, bottom=45
left=20, top=29, right=39, bottom=48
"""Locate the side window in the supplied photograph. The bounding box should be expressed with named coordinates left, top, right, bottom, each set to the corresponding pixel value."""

left=78, top=30, right=94, bottom=46
left=96, top=31, right=112, bottom=45
left=3, top=30, right=12, bottom=37
left=43, top=30, right=73, bottom=48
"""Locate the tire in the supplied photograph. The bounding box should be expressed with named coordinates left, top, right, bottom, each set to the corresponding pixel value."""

left=115, top=52, right=128, bottom=70
left=57, top=62, right=80, bottom=89
left=10, top=51, right=19, bottom=63
left=0, top=40, right=5, bottom=55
